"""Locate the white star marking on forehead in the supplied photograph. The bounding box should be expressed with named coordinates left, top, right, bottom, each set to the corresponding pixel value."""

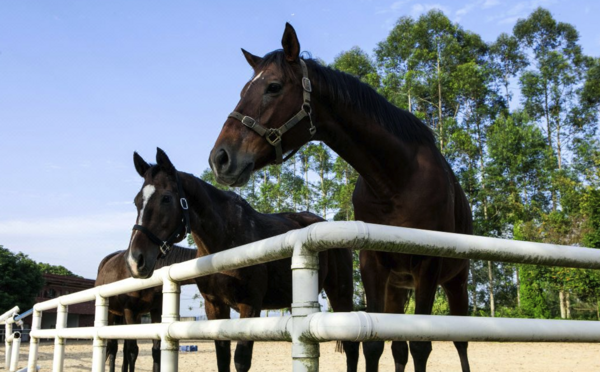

left=137, top=184, right=156, bottom=225
left=244, top=70, right=264, bottom=95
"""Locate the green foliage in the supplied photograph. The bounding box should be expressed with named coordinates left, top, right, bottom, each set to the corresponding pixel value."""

left=582, top=189, right=600, bottom=248
left=331, top=46, right=380, bottom=88
left=37, top=262, right=81, bottom=277
left=0, top=246, right=44, bottom=312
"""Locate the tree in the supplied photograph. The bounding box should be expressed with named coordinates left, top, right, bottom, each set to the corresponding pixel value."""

left=38, top=263, right=81, bottom=277
left=515, top=8, right=593, bottom=211
left=0, top=246, right=44, bottom=312
left=330, top=46, right=380, bottom=88
left=489, top=33, right=528, bottom=110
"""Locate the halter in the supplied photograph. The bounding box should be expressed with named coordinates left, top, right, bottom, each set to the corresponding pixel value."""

left=132, top=172, right=191, bottom=259
left=228, top=59, right=316, bottom=164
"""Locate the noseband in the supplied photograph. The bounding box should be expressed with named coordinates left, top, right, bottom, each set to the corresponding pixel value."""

left=132, top=172, right=191, bottom=258
left=228, top=59, right=316, bottom=164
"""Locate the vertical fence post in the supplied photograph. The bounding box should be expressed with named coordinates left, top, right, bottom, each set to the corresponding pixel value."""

left=5, top=318, right=13, bottom=369
left=161, top=273, right=180, bottom=372
left=291, top=242, right=320, bottom=372
left=27, top=309, right=41, bottom=372
left=9, top=332, right=21, bottom=372
left=52, top=304, right=68, bottom=372
left=92, top=295, right=108, bottom=372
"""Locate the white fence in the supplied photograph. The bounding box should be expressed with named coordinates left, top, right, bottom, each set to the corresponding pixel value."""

left=5, top=221, right=600, bottom=372
left=1, top=306, right=22, bottom=372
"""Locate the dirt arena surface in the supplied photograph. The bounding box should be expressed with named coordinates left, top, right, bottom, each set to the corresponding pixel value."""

left=4, top=340, right=600, bottom=371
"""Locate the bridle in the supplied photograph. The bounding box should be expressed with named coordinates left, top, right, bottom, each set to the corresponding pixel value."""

left=228, top=59, right=316, bottom=164
left=132, top=172, right=191, bottom=258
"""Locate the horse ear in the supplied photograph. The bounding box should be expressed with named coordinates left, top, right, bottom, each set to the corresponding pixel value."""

left=156, top=147, right=176, bottom=175
left=241, top=48, right=262, bottom=68
left=133, top=152, right=150, bottom=178
left=281, top=23, right=300, bottom=62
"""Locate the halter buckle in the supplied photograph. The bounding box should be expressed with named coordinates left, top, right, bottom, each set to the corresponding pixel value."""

left=159, top=242, right=170, bottom=256
left=241, top=116, right=256, bottom=128
left=266, top=129, right=282, bottom=146
left=180, top=198, right=189, bottom=210
left=302, top=77, right=312, bottom=93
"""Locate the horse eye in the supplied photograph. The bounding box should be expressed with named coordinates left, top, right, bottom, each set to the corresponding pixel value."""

left=161, top=195, right=171, bottom=204
left=266, top=83, right=282, bottom=94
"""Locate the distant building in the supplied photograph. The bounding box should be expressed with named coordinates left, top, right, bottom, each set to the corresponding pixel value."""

left=1, top=273, right=95, bottom=342
left=34, top=273, right=96, bottom=329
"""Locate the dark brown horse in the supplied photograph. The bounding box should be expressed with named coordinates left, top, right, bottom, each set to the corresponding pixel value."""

left=127, top=148, right=358, bottom=372
left=209, top=24, right=473, bottom=372
left=95, top=246, right=197, bottom=372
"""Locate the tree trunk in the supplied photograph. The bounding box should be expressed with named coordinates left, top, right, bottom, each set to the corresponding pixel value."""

left=437, top=44, right=444, bottom=153
left=488, top=261, right=495, bottom=317
left=303, top=155, right=310, bottom=211
left=292, top=157, right=297, bottom=211
left=516, top=266, right=521, bottom=308
left=543, top=81, right=557, bottom=211
left=566, top=291, right=571, bottom=319
left=471, top=261, right=478, bottom=315
left=556, top=121, right=562, bottom=170
left=559, top=290, right=566, bottom=319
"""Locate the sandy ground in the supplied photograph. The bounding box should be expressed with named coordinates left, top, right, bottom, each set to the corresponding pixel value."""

left=3, top=340, right=600, bottom=371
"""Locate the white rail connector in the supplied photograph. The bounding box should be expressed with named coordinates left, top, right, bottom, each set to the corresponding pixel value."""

left=5, top=314, right=14, bottom=369
left=161, top=272, right=180, bottom=372
left=9, top=332, right=21, bottom=372
left=52, top=304, right=68, bottom=372
left=291, top=242, right=321, bottom=372
left=91, top=294, right=108, bottom=372
left=26, top=309, right=41, bottom=372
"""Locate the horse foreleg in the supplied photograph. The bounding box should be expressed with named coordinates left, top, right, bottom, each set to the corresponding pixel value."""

left=205, top=300, right=232, bottom=372
left=383, top=279, right=410, bottom=372
left=122, top=308, right=139, bottom=372
left=234, top=304, right=261, bottom=372
left=410, top=258, right=442, bottom=372
left=122, top=340, right=139, bottom=372
left=323, top=249, right=359, bottom=372
left=106, top=313, right=120, bottom=372
left=442, top=266, right=471, bottom=372
left=106, top=338, right=118, bottom=372
left=360, top=250, right=390, bottom=372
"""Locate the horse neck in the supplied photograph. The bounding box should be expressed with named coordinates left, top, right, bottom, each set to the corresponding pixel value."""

left=155, top=245, right=197, bottom=268
left=310, top=71, right=435, bottom=199
left=178, top=172, right=257, bottom=255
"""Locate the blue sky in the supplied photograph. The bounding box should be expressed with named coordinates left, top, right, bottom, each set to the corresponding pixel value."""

left=1, top=0, right=599, bottom=315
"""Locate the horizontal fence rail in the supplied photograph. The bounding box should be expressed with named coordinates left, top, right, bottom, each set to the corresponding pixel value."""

left=5, top=221, right=600, bottom=372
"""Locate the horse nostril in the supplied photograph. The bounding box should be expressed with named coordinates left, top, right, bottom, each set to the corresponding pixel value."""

left=136, top=254, right=145, bottom=271
left=214, top=148, right=230, bottom=172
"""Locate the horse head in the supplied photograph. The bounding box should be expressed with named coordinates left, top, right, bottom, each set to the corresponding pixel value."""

left=126, top=148, right=190, bottom=278
left=210, top=23, right=317, bottom=187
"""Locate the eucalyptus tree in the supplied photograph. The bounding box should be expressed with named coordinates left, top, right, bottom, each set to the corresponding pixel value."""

left=515, top=7, right=597, bottom=317
left=489, top=33, right=528, bottom=111
left=515, top=7, right=591, bottom=183
left=375, top=10, right=487, bottom=153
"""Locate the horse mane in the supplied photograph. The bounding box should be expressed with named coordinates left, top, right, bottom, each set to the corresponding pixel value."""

left=256, top=50, right=436, bottom=146
left=155, top=245, right=197, bottom=268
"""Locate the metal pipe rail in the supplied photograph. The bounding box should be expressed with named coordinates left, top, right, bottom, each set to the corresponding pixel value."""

left=28, top=312, right=600, bottom=343
left=0, top=306, right=19, bottom=324
left=21, top=221, right=600, bottom=372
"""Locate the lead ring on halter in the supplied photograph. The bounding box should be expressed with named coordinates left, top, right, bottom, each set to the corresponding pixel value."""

left=228, top=59, right=316, bottom=164
left=132, top=172, right=191, bottom=258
